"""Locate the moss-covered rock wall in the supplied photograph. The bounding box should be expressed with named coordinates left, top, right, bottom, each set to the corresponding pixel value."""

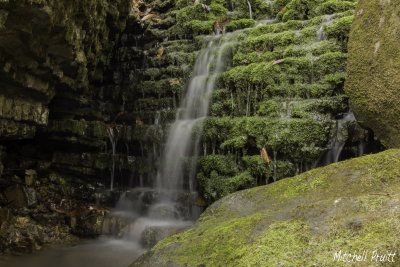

left=116, top=0, right=376, bottom=206
left=169, top=0, right=368, bottom=205
left=345, top=0, right=400, bottom=148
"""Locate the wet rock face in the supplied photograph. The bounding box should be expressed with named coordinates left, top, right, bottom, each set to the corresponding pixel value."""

left=0, top=169, right=114, bottom=253
left=0, top=0, right=130, bottom=134
left=345, top=0, right=400, bottom=148
left=141, top=226, right=188, bottom=249
left=0, top=0, right=132, bottom=178
left=0, top=0, right=132, bottom=254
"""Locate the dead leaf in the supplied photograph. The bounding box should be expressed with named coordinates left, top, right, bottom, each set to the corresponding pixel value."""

left=169, top=78, right=180, bottom=86
left=194, top=0, right=200, bottom=4
left=280, top=6, right=286, bottom=13
left=257, top=50, right=264, bottom=56
left=272, top=58, right=285, bottom=66
left=261, top=148, right=271, bottom=165
left=144, top=7, right=152, bottom=15
left=141, top=13, right=156, bottom=22
left=157, top=46, right=165, bottom=58
left=214, top=18, right=232, bottom=34
left=136, top=116, right=144, bottom=127
left=151, top=17, right=162, bottom=23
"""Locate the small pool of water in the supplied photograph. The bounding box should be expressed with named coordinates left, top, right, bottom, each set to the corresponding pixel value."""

left=0, top=237, right=145, bottom=267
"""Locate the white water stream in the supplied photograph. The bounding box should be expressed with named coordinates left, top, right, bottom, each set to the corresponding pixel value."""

left=247, top=0, right=253, bottom=19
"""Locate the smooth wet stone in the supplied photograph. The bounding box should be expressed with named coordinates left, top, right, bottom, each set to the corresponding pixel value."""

left=23, top=187, right=37, bottom=208
left=71, top=215, right=104, bottom=237
left=101, top=216, right=130, bottom=236
left=4, top=185, right=27, bottom=208
left=24, top=170, right=37, bottom=187
left=141, top=225, right=188, bottom=248
left=345, top=0, right=400, bottom=148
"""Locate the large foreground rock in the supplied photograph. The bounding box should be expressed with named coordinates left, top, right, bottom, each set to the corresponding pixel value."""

left=132, top=149, right=400, bottom=266
left=345, top=0, right=400, bottom=148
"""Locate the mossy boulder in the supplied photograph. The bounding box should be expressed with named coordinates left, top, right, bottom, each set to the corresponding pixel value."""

left=132, top=149, right=400, bottom=266
left=345, top=0, right=400, bottom=148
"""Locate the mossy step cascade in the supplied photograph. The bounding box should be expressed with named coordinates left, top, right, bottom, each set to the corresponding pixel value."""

left=115, top=0, right=368, bottom=207
left=181, top=0, right=368, bottom=204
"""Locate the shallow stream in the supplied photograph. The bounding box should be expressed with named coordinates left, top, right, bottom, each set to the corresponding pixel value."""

left=1, top=238, right=144, bottom=267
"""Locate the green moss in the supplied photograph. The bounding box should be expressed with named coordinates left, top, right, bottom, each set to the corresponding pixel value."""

left=344, top=0, right=400, bottom=148
left=257, top=99, right=280, bottom=117
left=273, top=0, right=291, bottom=11
left=281, top=0, right=321, bottom=22
left=197, top=155, right=238, bottom=177
left=220, top=136, right=247, bottom=151
left=225, top=19, right=254, bottom=32
left=238, top=220, right=311, bottom=266
left=242, top=155, right=271, bottom=178
left=135, top=97, right=174, bottom=111
left=247, top=21, right=302, bottom=37
left=184, top=20, right=215, bottom=35
left=175, top=2, right=228, bottom=36
left=325, top=15, right=354, bottom=45
left=315, top=0, right=356, bottom=15
left=196, top=154, right=246, bottom=203
left=196, top=152, right=296, bottom=203
left=143, top=68, right=161, bottom=80
left=200, top=115, right=329, bottom=167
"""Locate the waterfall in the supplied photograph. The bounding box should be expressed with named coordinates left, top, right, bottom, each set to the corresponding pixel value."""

left=247, top=0, right=253, bottom=19
left=317, top=14, right=335, bottom=41
left=318, top=112, right=356, bottom=166
left=104, top=33, right=239, bottom=250
left=107, top=127, right=117, bottom=191
left=273, top=151, right=277, bottom=182
left=231, top=91, right=234, bottom=111
left=317, top=25, right=326, bottom=41
left=265, top=1, right=274, bottom=13
left=358, top=140, right=366, bottom=157
left=156, top=35, right=235, bottom=203
left=246, top=88, right=250, bottom=117
left=88, top=21, right=275, bottom=258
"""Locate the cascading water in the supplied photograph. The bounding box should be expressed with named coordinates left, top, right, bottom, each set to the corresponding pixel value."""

left=247, top=0, right=253, bottom=19
left=317, top=112, right=356, bottom=166
left=107, top=127, right=118, bottom=191
left=154, top=34, right=236, bottom=219
left=317, top=14, right=335, bottom=41
left=107, top=33, right=240, bottom=253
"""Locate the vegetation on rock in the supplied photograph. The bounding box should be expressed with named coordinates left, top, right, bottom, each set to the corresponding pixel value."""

left=132, top=149, right=400, bottom=266
left=345, top=0, right=400, bottom=148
